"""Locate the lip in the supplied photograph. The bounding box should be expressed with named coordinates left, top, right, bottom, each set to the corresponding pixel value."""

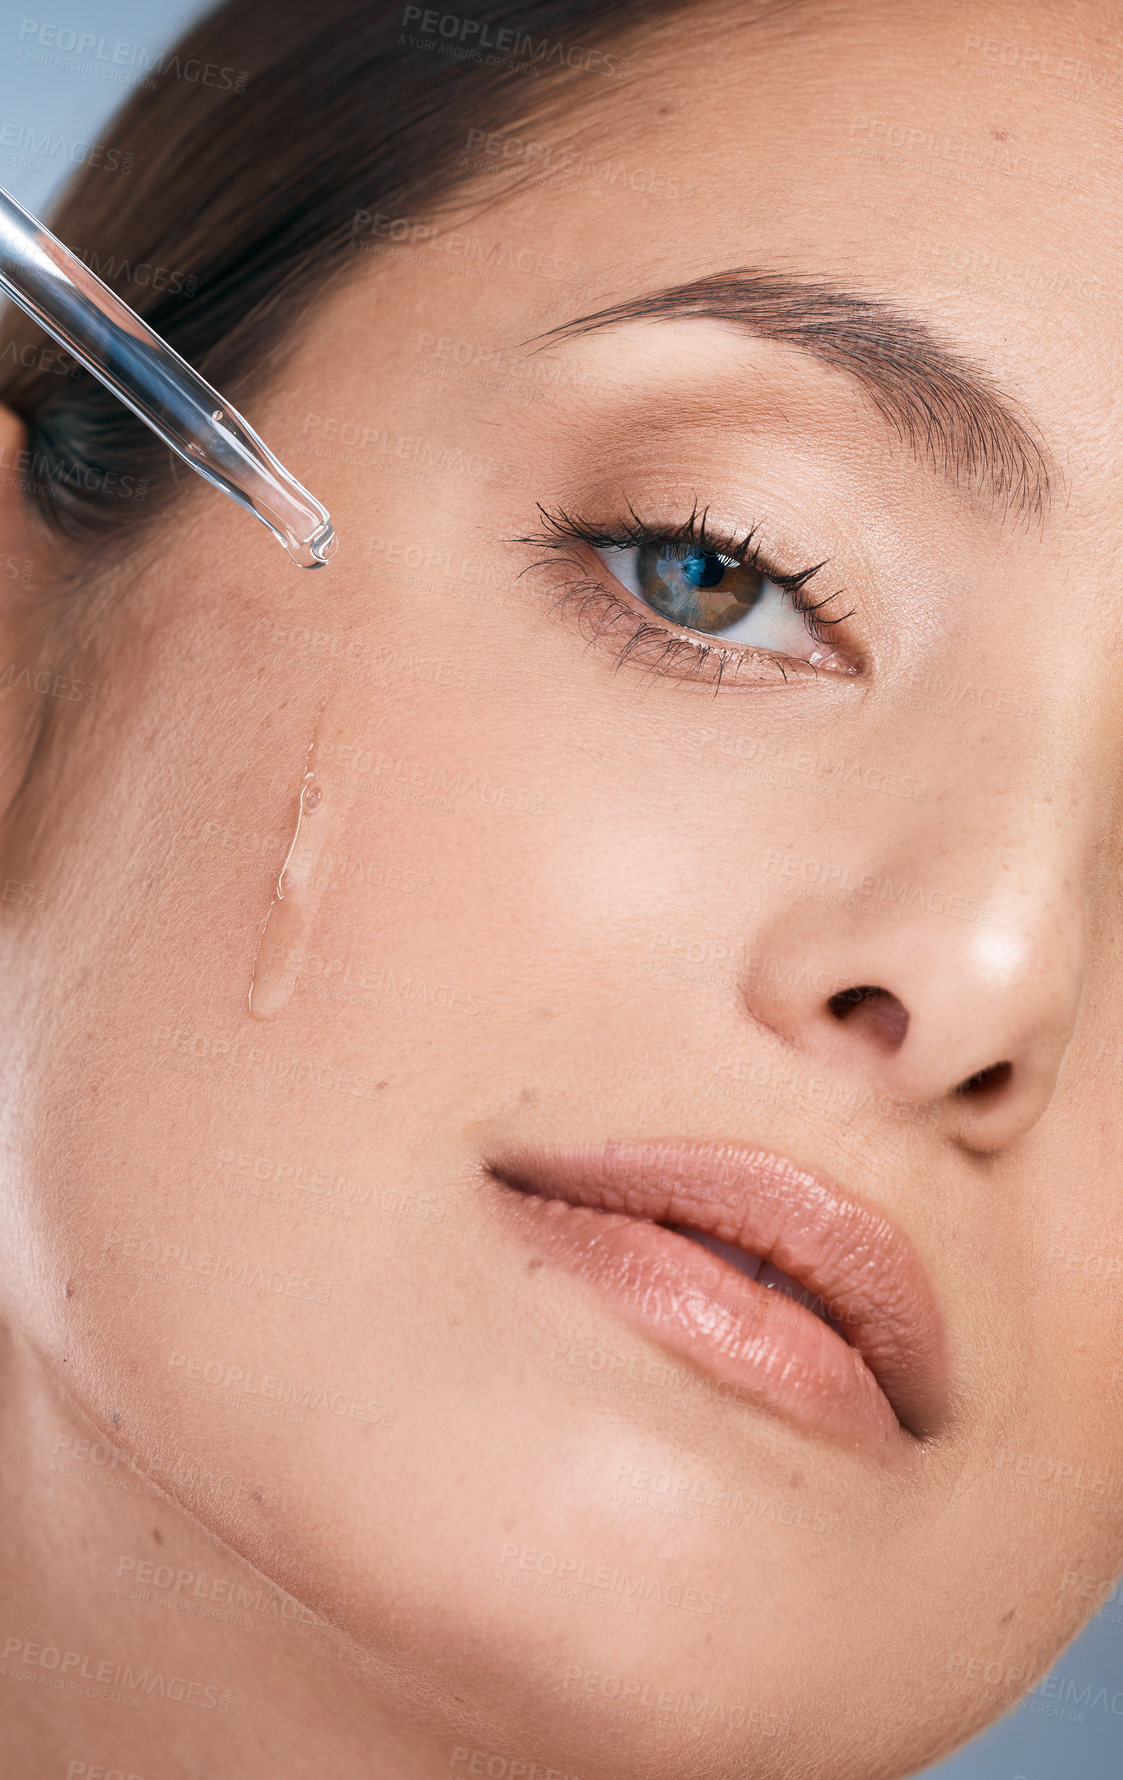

left=485, top=1140, right=947, bottom=1454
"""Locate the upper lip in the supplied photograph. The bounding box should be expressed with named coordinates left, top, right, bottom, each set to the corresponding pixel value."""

left=488, top=1139, right=948, bottom=1439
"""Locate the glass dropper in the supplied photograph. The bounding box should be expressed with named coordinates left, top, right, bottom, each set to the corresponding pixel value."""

left=0, top=183, right=335, bottom=569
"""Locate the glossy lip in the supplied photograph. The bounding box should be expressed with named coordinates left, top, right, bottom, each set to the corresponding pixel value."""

left=485, top=1140, right=948, bottom=1454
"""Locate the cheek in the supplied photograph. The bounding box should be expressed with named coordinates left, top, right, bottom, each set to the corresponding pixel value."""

left=0, top=573, right=570, bottom=1561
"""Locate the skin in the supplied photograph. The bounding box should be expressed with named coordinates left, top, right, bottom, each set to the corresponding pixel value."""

left=1, top=0, right=1122, bottom=1774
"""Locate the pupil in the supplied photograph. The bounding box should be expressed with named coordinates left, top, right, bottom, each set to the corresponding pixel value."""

left=678, top=550, right=727, bottom=590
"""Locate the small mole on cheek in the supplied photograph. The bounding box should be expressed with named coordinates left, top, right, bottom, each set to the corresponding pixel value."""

left=528, top=1257, right=544, bottom=1272
left=152, top=1527, right=164, bottom=1545
left=110, top=1411, right=119, bottom=1426
left=1000, top=1607, right=1015, bottom=1624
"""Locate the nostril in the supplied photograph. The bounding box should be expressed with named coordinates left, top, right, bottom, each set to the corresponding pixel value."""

left=827, top=984, right=909, bottom=1050
left=955, top=1060, right=1013, bottom=1098
left=829, top=985, right=882, bottom=1017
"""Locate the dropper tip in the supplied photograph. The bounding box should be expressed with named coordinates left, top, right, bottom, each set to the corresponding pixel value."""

left=305, top=519, right=337, bottom=568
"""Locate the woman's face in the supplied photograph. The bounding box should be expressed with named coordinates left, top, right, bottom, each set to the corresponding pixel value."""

left=4, top=0, right=1123, bottom=1773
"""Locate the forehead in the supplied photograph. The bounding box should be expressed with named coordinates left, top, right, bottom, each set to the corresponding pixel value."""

left=433, top=0, right=1121, bottom=509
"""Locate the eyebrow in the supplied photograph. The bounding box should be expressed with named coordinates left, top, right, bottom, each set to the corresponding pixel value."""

left=531, top=269, right=1053, bottom=519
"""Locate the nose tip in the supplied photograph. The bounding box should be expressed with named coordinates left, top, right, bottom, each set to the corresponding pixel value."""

left=742, top=901, right=1082, bottom=1154
left=822, top=979, right=1030, bottom=1150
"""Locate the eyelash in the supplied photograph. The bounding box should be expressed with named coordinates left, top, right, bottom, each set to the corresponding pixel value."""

left=515, top=500, right=857, bottom=691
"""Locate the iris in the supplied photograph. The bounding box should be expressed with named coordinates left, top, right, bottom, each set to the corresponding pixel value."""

left=635, top=545, right=769, bottom=634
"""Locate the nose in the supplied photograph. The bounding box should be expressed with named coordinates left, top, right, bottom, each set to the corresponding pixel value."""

left=741, top=865, right=1084, bottom=1153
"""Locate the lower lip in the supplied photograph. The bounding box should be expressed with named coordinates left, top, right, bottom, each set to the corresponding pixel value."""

left=491, top=1187, right=905, bottom=1453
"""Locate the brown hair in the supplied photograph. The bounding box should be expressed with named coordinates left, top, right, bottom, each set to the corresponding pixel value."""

left=0, top=0, right=697, bottom=564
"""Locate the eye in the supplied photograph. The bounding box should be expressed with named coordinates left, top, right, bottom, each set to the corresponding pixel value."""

left=594, top=541, right=840, bottom=667
left=514, top=502, right=863, bottom=688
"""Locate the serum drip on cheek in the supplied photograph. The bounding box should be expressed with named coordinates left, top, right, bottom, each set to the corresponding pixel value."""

left=248, top=713, right=356, bottom=1020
